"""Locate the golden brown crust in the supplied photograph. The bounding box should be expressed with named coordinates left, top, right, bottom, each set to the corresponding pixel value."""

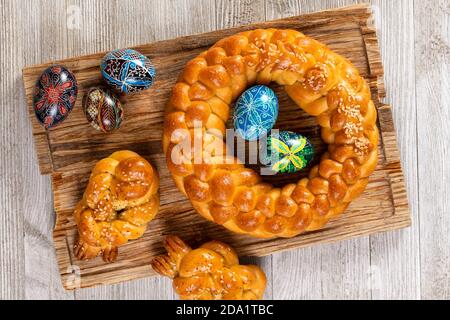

left=74, top=150, right=160, bottom=262
left=151, top=236, right=266, bottom=300
left=163, top=29, right=378, bottom=238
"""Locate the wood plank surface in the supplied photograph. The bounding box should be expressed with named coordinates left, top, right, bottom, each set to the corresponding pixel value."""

left=368, top=0, right=421, bottom=300
left=21, top=0, right=75, bottom=300
left=20, top=4, right=410, bottom=291
left=0, top=0, right=25, bottom=300
left=415, top=0, right=450, bottom=299
left=0, top=0, right=448, bottom=300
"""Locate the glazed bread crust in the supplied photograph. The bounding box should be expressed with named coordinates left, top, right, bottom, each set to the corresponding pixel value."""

left=151, top=236, right=267, bottom=300
left=163, top=29, right=378, bottom=238
left=74, top=150, right=160, bottom=262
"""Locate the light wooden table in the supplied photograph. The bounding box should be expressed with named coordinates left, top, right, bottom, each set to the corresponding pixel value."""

left=0, top=0, right=448, bottom=300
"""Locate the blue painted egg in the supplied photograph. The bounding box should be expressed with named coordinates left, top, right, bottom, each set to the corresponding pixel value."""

left=101, top=49, right=155, bottom=94
left=33, top=65, right=78, bottom=129
left=261, top=131, right=314, bottom=174
left=233, top=85, right=278, bottom=141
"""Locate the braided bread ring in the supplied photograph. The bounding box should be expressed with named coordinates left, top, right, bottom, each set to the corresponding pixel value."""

left=74, top=150, right=159, bottom=262
left=163, top=29, right=378, bottom=238
left=152, top=236, right=267, bottom=300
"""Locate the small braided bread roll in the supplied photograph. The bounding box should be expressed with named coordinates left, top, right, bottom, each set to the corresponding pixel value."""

left=163, top=29, right=378, bottom=238
left=74, top=150, right=159, bottom=262
left=151, top=236, right=266, bottom=300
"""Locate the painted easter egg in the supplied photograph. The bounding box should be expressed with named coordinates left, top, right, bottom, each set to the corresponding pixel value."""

left=233, top=85, right=278, bottom=141
left=261, top=131, right=314, bottom=174
left=33, top=65, right=78, bottom=129
left=101, top=49, right=155, bottom=94
left=83, top=87, right=123, bottom=133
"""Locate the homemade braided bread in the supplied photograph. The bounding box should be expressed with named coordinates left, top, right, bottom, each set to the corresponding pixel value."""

left=163, top=29, right=379, bottom=238
left=74, top=150, right=159, bottom=262
left=151, top=236, right=266, bottom=300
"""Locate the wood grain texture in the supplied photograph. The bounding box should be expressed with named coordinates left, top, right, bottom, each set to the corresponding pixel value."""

left=21, top=4, right=410, bottom=291
left=415, top=0, right=450, bottom=300
left=1, top=0, right=448, bottom=300
left=0, top=0, right=25, bottom=300
left=368, top=0, right=421, bottom=300
left=21, top=0, right=75, bottom=300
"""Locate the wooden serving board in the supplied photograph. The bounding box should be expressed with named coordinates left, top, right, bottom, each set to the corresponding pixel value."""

left=22, top=4, right=410, bottom=290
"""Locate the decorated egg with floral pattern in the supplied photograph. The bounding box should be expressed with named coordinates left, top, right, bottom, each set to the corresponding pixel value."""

left=83, top=87, right=123, bottom=133
left=33, top=65, right=78, bottom=129
left=101, top=49, right=155, bottom=94
left=233, top=85, right=278, bottom=141
left=261, top=131, right=315, bottom=174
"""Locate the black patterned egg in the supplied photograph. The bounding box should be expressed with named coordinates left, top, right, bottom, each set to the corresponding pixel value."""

left=101, top=49, right=156, bottom=94
left=33, top=65, right=78, bottom=129
left=83, top=87, right=123, bottom=133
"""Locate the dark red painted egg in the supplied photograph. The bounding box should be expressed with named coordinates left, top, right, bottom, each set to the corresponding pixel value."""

left=33, top=65, right=78, bottom=129
left=83, top=87, right=123, bottom=133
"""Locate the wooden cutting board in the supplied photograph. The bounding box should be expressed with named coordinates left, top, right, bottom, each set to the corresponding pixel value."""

left=22, top=4, right=410, bottom=290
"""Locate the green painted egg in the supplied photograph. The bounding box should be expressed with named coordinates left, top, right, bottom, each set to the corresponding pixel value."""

left=261, top=131, right=314, bottom=174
